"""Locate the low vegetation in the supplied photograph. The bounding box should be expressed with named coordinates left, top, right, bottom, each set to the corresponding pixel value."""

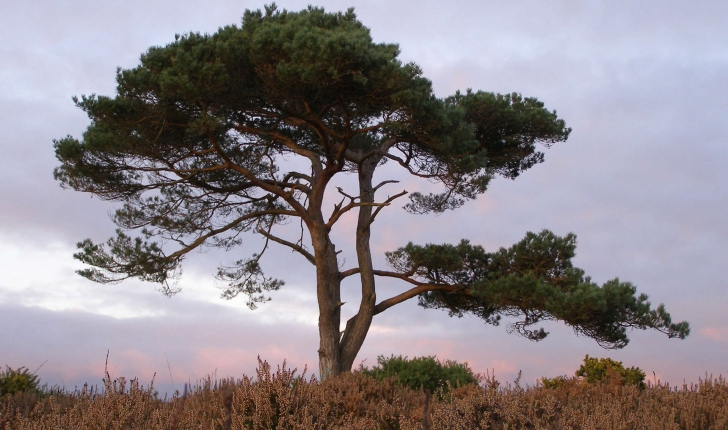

left=541, top=355, right=647, bottom=390
left=1, top=356, right=727, bottom=429
left=359, top=355, right=480, bottom=400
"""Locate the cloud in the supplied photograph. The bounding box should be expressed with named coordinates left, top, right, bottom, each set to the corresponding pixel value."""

left=700, top=328, right=728, bottom=343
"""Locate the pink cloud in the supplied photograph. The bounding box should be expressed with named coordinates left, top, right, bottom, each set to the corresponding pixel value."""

left=479, top=359, right=519, bottom=376
left=189, top=346, right=313, bottom=383
left=700, top=327, right=728, bottom=342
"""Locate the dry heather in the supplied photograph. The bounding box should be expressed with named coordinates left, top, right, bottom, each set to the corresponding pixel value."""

left=1, top=358, right=727, bottom=429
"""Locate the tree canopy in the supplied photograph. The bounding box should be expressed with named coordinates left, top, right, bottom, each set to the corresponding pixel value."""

left=54, top=4, right=689, bottom=379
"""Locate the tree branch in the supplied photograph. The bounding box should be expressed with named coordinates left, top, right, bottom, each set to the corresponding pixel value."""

left=339, top=267, right=360, bottom=280
left=350, top=267, right=471, bottom=315
left=256, top=228, right=316, bottom=265
left=336, top=186, right=360, bottom=201
left=369, top=190, right=408, bottom=226
left=382, top=152, right=439, bottom=179
left=233, top=124, right=323, bottom=171
left=348, top=136, right=397, bottom=164
left=166, top=208, right=298, bottom=260
left=373, top=284, right=461, bottom=316
left=372, top=180, right=400, bottom=194
left=206, top=133, right=311, bottom=220
left=372, top=268, right=420, bottom=281
left=326, top=187, right=398, bottom=229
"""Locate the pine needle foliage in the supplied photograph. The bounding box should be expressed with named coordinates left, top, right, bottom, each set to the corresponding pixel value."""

left=389, top=230, right=689, bottom=349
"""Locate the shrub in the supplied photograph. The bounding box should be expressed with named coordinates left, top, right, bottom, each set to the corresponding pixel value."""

left=359, top=355, right=478, bottom=399
left=0, top=365, right=43, bottom=397
left=541, top=355, right=646, bottom=390
left=540, top=375, right=569, bottom=389
left=576, top=355, right=646, bottom=389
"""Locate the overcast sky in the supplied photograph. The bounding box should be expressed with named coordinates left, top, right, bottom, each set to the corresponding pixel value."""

left=1, top=0, right=726, bottom=399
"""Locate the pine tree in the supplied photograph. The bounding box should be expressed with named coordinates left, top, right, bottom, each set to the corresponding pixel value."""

left=54, top=4, right=689, bottom=379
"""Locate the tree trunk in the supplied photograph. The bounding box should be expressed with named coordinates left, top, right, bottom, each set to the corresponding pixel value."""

left=309, top=222, right=343, bottom=380
left=339, top=157, right=379, bottom=372
left=310, top=157, right=381, bottom=378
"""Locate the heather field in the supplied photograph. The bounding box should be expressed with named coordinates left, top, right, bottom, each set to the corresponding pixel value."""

left=2, top=358, right=727, bottom=430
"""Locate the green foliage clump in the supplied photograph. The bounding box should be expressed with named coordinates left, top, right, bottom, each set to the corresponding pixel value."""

left=576, top=355, right=646, bottom=389
left=0, top=366, right=43, bottom=397
left=359, top=355, right=478, bottom=400
left=540, top=375, right=569, bottom=389
left=541, top=355, right=646, bottom=390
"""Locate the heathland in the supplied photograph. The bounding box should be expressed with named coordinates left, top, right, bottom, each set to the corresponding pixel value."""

left=2, top=357, right=727, bottom=429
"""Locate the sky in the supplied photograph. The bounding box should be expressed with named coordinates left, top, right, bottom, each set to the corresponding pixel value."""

left=1, top=0, right=727, bottom=400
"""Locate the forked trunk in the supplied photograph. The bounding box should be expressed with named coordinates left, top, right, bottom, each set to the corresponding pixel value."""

left=339, top=158, right=379, bottom=372
left=311, top=158, right=381, bottom=378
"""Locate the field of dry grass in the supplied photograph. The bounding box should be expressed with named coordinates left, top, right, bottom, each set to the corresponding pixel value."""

left=2, top=358, right=727, bottom=429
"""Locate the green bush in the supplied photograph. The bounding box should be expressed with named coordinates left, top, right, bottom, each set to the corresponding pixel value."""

left=540, top=355, right=646, bottom=390
left=359, top=355, right=478, bottom=400
left=540, top=375, right=569, bottom=389
left=576, top=355, right=646, bottom=389
left=0, top=365, right=43, bottom=397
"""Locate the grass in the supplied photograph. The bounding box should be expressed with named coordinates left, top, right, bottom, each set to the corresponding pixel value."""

left=2, top=357, right=728, bottom=429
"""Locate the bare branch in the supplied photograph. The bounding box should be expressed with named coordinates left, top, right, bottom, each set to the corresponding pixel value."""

left=328, top=197, right=345, bottom=221
left=373, top=284, right=458, bottom=315
left=372, top=180, right=399, bottom=194
left=327, top=200, right=395, bottom=229
left=369, top=190, right=408, bottom=226
left=373, top=268, right=420, bottom=280
left=257, top=228, right=316, bottom=265
left=336, top=186, right=360, bottom=201
left=342, top=264, right=423, bottom=282
left=339, top=267, right=360, bottom=280
left=350, top=122, right=386, bottom=136
left=298, top=212, right=306, bottom=252
left=283, top=171, right=313, bottom=184
left=326, top=187, right=363, bottom=228
left=166, top=208, right=298, bottom=260
left=382, top=152, right=439, bottom=179
left=326, top=185, right=406, bottom=229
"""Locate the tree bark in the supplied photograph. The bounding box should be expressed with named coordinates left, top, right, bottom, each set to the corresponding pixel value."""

left=310, top=221, right=343, bottom=380
left=339, top=157, right=379, bottom=372
left=309, top=156, right=381, bottom=378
